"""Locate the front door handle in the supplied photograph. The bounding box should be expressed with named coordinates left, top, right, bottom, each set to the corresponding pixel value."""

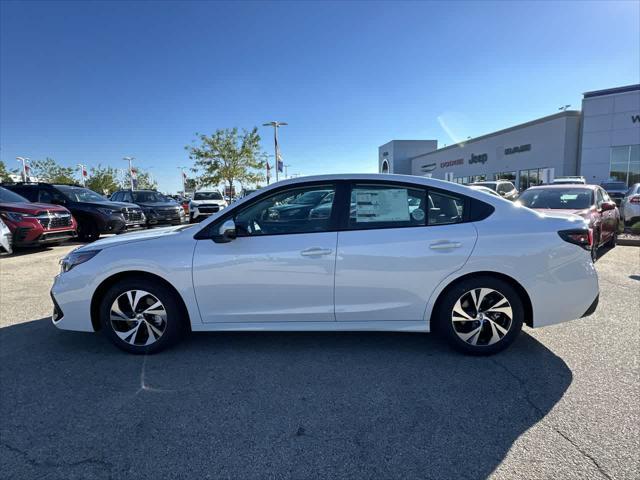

left=300, top=247, right=334, bottom=257
left=429, top=241, right=462, bottom=250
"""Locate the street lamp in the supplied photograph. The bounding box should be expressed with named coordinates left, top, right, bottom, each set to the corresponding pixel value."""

left=262, top=121, right=287, bottom=182
left=177, top=166, right=188, bottom=195
left=123, top=156, right=135, bottom=190
left=77, top=164, right=87, bottom=186
left=559, top=104, right=571, bottom=111
left=16, top=157, right=29, bottom=182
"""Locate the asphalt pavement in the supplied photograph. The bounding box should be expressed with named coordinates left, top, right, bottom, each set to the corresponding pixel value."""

left=0, top=243, right=638, bottom=479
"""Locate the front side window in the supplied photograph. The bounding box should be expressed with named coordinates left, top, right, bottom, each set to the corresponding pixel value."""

left=349, top=184, right=427, bottom=229
left=234, top=184, right=336, bottom=236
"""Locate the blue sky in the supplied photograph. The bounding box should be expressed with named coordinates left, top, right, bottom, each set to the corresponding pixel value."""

left=1, top=0, right=639, bottom=192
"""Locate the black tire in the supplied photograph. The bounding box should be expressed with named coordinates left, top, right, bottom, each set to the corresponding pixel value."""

left=77, top=220, right=100, bottom=242
left=189, top=214, right=194, bottom=224
left=99, top=277, right=186, bottom=354
left=435, top=276, right=524, bottom=355
left=606, top=227, right=617, bottom=248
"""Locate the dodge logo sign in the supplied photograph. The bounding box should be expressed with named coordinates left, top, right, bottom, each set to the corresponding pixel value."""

left=420, top=162, right=437, bottom=173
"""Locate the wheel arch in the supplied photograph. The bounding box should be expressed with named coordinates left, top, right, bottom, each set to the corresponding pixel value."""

left=429, top=271, right=534, bottom=329
left=90, top=270, right=192, bottom=332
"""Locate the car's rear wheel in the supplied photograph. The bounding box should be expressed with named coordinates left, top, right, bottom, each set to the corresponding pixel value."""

left=436, top=276, right=524, bottom=355
left=99, top=278, right=185, bottom=354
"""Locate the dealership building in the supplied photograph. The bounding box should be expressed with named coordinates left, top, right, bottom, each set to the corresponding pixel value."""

left=379, top=84, right=640, bottom=190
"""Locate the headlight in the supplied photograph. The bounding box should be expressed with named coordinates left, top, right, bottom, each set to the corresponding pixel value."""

left=97, top=208, right=119, bottom=216
left=60, top=249, right=101, bottom=273
left=0, top=211, right=35, bottom=222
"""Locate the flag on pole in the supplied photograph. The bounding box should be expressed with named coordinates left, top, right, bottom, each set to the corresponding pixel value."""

left=182, top=170, right=187, bottom=181
left=25, top=164, right=30, bottom=174
left=82, top=167, right=88, bottom=178
left=277, top=156, right=283, bottom=173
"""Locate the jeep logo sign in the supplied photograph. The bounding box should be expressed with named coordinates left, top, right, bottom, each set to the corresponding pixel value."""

left=469, top=153, right=488, bottom=164
left=504, top=144, right=531, bottom=155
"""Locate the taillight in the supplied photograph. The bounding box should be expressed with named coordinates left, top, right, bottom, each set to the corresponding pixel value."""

left=558, top=228, right=592, bottom=251
left=630, top=195, right=640, bottom=204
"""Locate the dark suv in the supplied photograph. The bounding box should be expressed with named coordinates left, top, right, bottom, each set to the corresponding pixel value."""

left=3, top=183, right=145, bottom=241
left=110, top=189, right=185, bottom=226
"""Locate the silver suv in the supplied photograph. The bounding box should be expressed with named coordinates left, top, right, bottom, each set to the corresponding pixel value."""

left=470, top=180, right=519, bottom=201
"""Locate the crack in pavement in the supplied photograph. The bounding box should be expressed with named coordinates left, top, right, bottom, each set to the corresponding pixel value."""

left=1, top=441, right=114, bottom=473
left=490, top=358, right=613, bottom=480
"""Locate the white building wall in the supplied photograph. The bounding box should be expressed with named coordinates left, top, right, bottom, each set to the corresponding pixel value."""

left=580, top=88, right=640, bottom=184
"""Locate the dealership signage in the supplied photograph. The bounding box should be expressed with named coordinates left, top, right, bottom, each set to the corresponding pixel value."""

left=420, top=162, right=437, bottom=173
left=505, top=144, right=532, bottom=155
left=440, top=158, right=464, bottom=168
left=469, top=153, right=488, bottom=164
left=632, top=114, right=640, bottom=124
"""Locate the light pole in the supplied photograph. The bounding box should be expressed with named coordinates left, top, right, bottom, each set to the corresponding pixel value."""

left=284, top=164, right=291, bottom=179
left=16, top=157, right=29, bottom=182
left=123, top=156, right=135, bottom=190
left=177, top=166, right=188, bottom=194
left=77, top=164, right=87, bottom=186
left=262, top=121, right=287, bottom=182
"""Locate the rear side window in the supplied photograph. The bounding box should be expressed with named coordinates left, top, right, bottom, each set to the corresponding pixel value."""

left=428, top=191, right=464, bottom=225
left=349, top=184, right=427, bottom=229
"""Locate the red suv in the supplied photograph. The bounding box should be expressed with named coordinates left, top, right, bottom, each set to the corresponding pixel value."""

left=0, top=187, right=77, bottom=247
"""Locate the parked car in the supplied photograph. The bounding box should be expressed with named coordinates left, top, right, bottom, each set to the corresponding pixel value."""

left=469, top=180, right=518, bottom=200
left=0, top=217, right=12, bottom=254
left=516, top=184, right=619, bottom=261
left=620, top=183, right=640, bottom=227
left=0, top=186, right=77, bottom=248
left=51, top=174, right=599, bottom=356
left=600, top=181, right=628, bottom=206
left=189, top=189, right=228, bottom=222
left=3, top=183, right=145, bottom=242
left=469, top=185, right=501, bottom=197
left=267, top=188, right=334, bottom=221
left=169, top=195, right=190, bottom=215
left=110, top=190, right=185, bottom=227
left=552, top=176, right=586, bottom=185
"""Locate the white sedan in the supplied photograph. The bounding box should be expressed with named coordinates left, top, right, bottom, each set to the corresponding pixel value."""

left=51, top=174, right=599, bottom=355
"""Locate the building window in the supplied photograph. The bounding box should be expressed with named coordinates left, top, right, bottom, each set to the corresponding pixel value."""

left=469, top=174, right=486, bottom=183
left=495, top=171, right=516, bottom=182
left=519, top=168, right=545, bottom=191
left=610, top=145, right=640, bottom=187
left=381, top=160, right=390, bottom=174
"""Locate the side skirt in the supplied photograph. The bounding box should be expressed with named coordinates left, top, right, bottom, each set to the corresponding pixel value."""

left=191, top=320, right=429, bottom=333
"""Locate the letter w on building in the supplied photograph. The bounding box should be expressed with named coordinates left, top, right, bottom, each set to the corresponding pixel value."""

left=632, top=114, right=640, bottom=124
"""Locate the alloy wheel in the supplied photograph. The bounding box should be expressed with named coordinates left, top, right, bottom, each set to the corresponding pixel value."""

left=451, top=288, right=513, bottom=347
left=110, top=290, right=167, bottom=346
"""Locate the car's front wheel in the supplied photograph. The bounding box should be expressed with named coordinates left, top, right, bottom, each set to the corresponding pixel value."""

left=99, top=278, right=185, bottom=354
left=436, top=276, right=524, bottom=355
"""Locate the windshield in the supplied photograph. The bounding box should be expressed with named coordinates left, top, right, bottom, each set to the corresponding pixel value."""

left=55, top=185, right=106, bottom=202
left=132, top=191, right=171, bottom=203
left=601, top=182, right=627, bottom=190
left=517, top=188, right=593, bottom=210
left=0, top=187, right=29, bottom=203
left=194, top=191, right=222, bottom=200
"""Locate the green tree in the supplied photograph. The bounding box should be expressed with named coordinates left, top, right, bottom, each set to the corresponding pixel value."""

left=0, top=161, right=14, bottom=183
left=86, top=164, right=120, bottom=195
left=29, top=157, right=75, bottom=184
left=186, top=128, right=265, bottom=196
left=120, top=168, right=157, bottom=190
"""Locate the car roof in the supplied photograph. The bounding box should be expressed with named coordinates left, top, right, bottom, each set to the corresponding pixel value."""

left=526, top=184, right=598, bottom=190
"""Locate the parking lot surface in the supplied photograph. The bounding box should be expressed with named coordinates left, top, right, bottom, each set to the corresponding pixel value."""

left=0, top=244, right=638, bottom=479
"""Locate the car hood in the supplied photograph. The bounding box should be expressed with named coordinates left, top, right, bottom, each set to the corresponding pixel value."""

left=77, top=201, right=141, bottom=210
left=0, top=202, right=70, bottom=214
left=533, top=208, right=591, bottom=219
left=134, top=201, right=180, bottom=209
left=76, top=225, right=191, bottom=252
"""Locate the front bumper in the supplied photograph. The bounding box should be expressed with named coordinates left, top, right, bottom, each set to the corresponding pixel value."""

left=12, top=226, right=76, bottom=247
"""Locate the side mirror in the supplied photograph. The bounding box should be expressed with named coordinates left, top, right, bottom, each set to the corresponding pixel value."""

left=499, top=191, right=506, bottom=196
left=601, top=201, right=616, bottom=212
left=213, top=219, right=236, bottom=243
left=51, top=198, right=66, bottom=205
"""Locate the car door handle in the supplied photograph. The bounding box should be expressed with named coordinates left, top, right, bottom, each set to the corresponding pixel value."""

left=300, top=248, right=333, bottom=257
left=429, top=241, right=462, bottom=250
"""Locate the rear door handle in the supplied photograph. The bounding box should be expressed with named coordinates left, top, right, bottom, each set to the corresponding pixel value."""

left=300, top=247, right=334, bottom=257
left=429, top=241, right=462, bottom=250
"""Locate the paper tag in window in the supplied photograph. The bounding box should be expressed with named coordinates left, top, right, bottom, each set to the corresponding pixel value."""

left=355, top=189, right=410, bottom=222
